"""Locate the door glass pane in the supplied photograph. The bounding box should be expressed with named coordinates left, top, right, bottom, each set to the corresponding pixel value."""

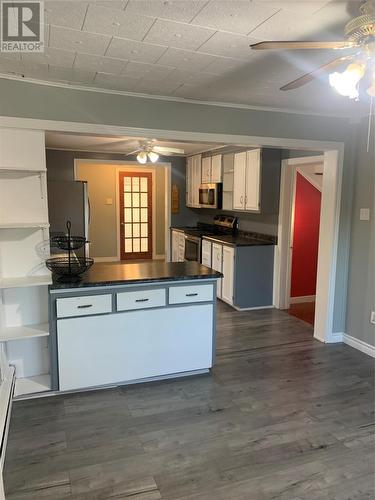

left=124, top=177, right=131, bottom=192
left=133, top=224, right=140, bottom=237
left=124, top=224, right=132, bottom=237
left=141, top=238, right=148, bottom=252
left=141, top=208, right=148, bottom=222
left=132, top=193, right=140, bottom=207
left=125, top=239, right=132, bottom=253
left=124, top=193, right=132, bottom=207
left=124, top=208, right=132, bottom=222
left=141, top=223, right=148, bottom=237
left=133, top=209, right=140, bottom=222
left=132, top=177, right=140, bottom=191
left=140, top=193, right=147, bottom=207
left=140, top=177, right=147, bottom=192
left=133, top=239, right=140, bottom=253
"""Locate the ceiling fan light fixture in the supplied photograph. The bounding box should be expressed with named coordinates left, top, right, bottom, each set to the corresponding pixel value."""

left=137, top=151, right=148, bottom=164
left=147, top=151, right=159, bottom=163
left=329, top=62, right=366, bottom=99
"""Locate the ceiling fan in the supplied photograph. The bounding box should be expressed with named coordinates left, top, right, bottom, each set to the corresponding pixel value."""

left=124, top=139, right=185, bottom=164
left=250, top=0, right=375, bottom=99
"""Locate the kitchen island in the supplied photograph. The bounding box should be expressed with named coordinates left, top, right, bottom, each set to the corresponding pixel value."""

left=49, top=261, right=221, bottom=392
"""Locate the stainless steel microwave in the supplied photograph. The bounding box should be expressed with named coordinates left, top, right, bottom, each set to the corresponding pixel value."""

left=198, top=184, right=222, bottom=209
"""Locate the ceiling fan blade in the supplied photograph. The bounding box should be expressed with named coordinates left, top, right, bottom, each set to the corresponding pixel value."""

left=124, top=149, right=140, bottom=156
left=280, top=55, right=354, bottom=91
left=250, top=41, right=356, bottom=50
left=153, top=146, right=185, bottom=154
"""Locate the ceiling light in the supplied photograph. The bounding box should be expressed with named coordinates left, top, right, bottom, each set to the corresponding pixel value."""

left=137, top=151, right=147, bottom=164
left=329, top=63, right=366, bottom=99
left=147, top=151, right=159, bottom=163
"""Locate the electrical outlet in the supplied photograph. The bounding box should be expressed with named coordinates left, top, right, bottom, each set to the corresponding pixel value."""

left=370, top=311, right=375, bottom=325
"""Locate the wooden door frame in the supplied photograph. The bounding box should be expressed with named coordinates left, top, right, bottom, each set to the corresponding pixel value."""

left=74, top=159, right=171, bottom=262
left=118, top=170, right=153, bottom=260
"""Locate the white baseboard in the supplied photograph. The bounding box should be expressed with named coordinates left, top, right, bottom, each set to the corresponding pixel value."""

left=325, top=332, right=343, bottom=343
left=93, top=257, right=119, bottom=263
left=290, top=295, right=316, bottom=304
left=153, top=254, right=165, bottom=260
left=232, top=304, right=274, bottom=312
left=343, top=334, right=375, bottom=358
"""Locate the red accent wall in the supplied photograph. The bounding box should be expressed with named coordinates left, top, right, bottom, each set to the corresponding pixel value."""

left=291, top=173, right=321, bottom=298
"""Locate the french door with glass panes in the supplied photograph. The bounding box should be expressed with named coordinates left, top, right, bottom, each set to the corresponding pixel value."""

left=119, top=171, right=152, bottom=260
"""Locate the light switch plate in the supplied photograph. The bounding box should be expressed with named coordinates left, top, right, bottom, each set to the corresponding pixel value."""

left=359, top=208, right=370, bottom=221
left=370, top=311, right=375, bottom=325
left=105, top=198, right=113, bottom=205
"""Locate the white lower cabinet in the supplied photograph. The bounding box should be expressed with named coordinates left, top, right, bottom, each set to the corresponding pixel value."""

left=201, top=239, right=212, bottom=267
left=171, top=230, right=185, bottom=262
left=57, top=304, right=213, bottom=391
left=222, top=246, right=235, bottom=305
left=212, top=243, right=223, bottom=298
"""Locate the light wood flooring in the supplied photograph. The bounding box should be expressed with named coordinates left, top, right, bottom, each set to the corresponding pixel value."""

left=4, top=301, right=375, bottom=499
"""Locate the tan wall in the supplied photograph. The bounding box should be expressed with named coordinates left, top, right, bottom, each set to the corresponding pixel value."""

left=76, top=163, right=166, bottom=259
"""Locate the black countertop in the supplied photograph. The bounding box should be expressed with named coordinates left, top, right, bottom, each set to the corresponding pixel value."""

left=49, top=261, right=222, bottom=290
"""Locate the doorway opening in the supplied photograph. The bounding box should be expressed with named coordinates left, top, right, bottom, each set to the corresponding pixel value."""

left=119, top=171, right=152, bottom=260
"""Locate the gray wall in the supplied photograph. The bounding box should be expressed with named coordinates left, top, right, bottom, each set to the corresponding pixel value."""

left=46, top=149, right=197, bottom=257
left=0, top=77, right=365, bottom=342
left=345, top=118, right=375, bottom=347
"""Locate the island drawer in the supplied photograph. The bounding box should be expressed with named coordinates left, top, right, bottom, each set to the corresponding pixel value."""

left=169, top=284, right=214, bottom=304
left=117, top=288, right=166, bottom=311
left=56, top=294, right=112, bottom=318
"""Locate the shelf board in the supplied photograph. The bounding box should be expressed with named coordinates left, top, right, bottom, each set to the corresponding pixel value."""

left=0, top=323, right=49, bottom=342
left=0, top=275, right=52, bottom=289
left=14, top=374, right=51, bottom=398
left=0, top=222, right=49, bottom=229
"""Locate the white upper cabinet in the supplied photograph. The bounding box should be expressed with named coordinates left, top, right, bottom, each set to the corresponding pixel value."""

left=211, top=155, right=222, bottom=183
left=245, top=149, right=261, bottom=211
left=0, top=128, right=46, bottom=171
left=201, top=154, right=222, bottom=183
left=233, top=151, right=247, bottom=210
left=186, top=154, right=201, bottom=208
left=201, top=157, right=211, bottom=183
left=233, top=149, right=261, bottom=212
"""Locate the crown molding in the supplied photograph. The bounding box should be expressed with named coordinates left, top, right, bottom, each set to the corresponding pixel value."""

left=0, top=73, right=357, bottom=119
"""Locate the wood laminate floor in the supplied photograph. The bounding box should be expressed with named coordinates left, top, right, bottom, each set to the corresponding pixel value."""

left=4, top=302, right=375, bottom=499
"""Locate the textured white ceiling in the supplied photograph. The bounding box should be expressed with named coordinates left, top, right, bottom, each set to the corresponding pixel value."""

left=0, top=0, right=367, bottom=115
left=45, top=131, right=223, bottom=155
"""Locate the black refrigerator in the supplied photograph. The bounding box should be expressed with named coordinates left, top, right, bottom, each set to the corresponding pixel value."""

left=47, top=180, right=90, bottom=256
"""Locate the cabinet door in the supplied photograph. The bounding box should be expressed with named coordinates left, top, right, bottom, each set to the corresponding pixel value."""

left=245, top=149, right=261, bottom=211
left=178, top=233, right=185, bottom=262
left=201, top=157, right=211, bottom=183
left=201, top=239, right=212, bottom=267
left=211, top=155, right=222, bottom=183
left=233, top=152, right=246, bottom=210
left=57, top=305, right=213, bottom=391
left=186, top=157, right=192, bottom=207
left=171, top=230, right=179, bottom=262
left=211, top=243, right=223, bottom=298
left=193, top=155, right=202, bottom=207
left=222, top=246, right=235, bottom=305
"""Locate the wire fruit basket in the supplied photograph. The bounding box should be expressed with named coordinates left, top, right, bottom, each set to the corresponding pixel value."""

left=46, top=220, right=93, bottom=281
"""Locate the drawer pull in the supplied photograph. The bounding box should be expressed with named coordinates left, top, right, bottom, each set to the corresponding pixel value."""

left=135, top=298, right=149, bottom=303
left=186, top=293, right=198, bottom=297
left=77, top=304, right=93, bottom=309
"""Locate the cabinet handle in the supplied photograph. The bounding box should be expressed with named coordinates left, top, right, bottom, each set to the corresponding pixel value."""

left=135, top=298, right=149, bottom=303
left=186, top=293, right=198, bottom=297
left=77, top=304, right=93, bottom=309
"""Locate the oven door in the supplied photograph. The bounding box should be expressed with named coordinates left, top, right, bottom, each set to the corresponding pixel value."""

left=184, top=236, right=201, bottom=262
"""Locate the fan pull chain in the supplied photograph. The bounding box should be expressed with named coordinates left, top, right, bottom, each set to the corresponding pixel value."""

left=367, top=96, right=374, bottom=153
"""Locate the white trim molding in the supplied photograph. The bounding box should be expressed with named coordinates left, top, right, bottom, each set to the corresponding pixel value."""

left=343, top=334, right=375, bottom=358
left=290, top=295, right=316, bottom=304
left=325, top=332, right=344, bottom=343
left=93, top=257, right=119, bottom=263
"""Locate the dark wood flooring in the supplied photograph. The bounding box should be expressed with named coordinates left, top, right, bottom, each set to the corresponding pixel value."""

left=4, top=302, right=375, bottom=499
left=286, top=301, right=316, bottom=326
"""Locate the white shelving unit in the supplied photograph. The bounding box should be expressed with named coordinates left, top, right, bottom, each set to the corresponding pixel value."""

left=0, top=127, right=51, bottom=398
